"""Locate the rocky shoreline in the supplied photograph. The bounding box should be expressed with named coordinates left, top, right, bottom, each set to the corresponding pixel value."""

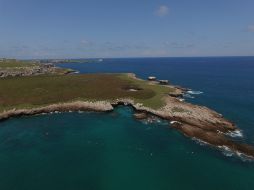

left=1, top=97, right=254, bottom=159
left=0, top=101, right=113, bottom=121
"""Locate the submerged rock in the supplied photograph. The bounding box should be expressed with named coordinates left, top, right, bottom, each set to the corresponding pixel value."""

left=133, top=112, right=148, bottom=120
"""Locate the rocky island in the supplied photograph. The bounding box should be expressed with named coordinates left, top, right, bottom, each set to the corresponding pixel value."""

left=0, top=60, right=254, bottom=159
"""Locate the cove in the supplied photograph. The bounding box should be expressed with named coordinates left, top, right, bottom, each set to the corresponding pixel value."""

left=0, top=106, right=253, bottom=190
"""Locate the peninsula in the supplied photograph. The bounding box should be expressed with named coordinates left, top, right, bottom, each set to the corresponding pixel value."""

left=0, top=60, right=254, bottom=158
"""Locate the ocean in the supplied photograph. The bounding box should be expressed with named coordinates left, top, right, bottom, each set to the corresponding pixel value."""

left=0, top=57, right=254, bottom=190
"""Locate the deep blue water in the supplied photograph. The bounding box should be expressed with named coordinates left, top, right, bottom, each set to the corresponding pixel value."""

left=0, top=57, right=254, bottom=190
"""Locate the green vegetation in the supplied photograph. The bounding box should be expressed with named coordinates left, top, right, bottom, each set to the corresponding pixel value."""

left=0, top=58, right=75, bottom=76
left=52, top=68, right=76, bottom=75
left=0, top=59, right=36, bottom=68
left=0, top=74, right=175, bottom=112
left=118, top=74, right=175, bottom=108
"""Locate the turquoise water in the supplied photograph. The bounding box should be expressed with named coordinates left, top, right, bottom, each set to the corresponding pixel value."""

left=0, top=106, right=254, bottom=190
left=1, top=57, right=254, bottom=189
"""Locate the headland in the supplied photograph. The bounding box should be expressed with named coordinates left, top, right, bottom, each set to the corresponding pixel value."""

left=0, top=60, right=254, bottom=158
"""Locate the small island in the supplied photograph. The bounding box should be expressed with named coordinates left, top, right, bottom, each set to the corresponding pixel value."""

left=1, top=59, right=254, bottom=158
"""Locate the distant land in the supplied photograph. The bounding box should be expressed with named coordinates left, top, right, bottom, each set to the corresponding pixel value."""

left=0, top=58, right=74, bottom=77
left=38, top=58, right=104, bottom=64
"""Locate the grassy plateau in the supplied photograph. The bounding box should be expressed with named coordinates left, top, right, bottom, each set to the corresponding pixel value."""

left=0, top=59, right=36, bottom=68
left=0, top=73, right=175, bottom=112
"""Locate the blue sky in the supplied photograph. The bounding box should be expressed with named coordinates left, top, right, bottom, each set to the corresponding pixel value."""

left=0, top=0, right=254, bottom=58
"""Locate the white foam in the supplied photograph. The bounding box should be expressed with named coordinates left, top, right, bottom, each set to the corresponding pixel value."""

left=218, top=145, right=234, bottom=157
left=187, top=90, right=203, bottom=95
left=170, top=121, right=181, bottom=125
left=192, top=137, right=209, bottom=146
left=141, top=117, right=168, bottom=126
left=226, top=130, right=243, bottom=138
left=234, top=151, right=253, bottom=161
left=183, top=94, right=194, bottom=99
left=191, top=137, right=254, bottom=162
left=129, top=89, right=138, bottom=92
left=218, top=145, right=254, bottom=161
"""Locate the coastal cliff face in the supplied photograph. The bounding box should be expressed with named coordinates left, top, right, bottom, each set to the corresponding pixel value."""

left=0, top=73, right=253, bottom=159
left=0, top=101, right=113, bottom=121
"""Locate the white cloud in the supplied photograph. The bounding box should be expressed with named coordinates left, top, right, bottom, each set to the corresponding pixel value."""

left=81, top=40, right=93, bottom=45
left=155, top=5, right=169, bottom=17
left=247, top=25, right=254, bottom=32
left=164, top=42, right=195, bottom=48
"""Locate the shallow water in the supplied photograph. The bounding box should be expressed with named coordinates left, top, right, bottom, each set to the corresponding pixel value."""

left=1, top=57, right=254, bottom=190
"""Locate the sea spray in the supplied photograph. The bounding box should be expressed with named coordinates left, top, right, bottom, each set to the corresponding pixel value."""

left=226, top=130, right=243, bottom=138
left=187, top=90, right=204, bottom=95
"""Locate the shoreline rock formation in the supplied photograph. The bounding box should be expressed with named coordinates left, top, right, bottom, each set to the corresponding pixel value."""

left=0, top=101, right=113, bottom=121
left=1, top=97, right=254, bottom=159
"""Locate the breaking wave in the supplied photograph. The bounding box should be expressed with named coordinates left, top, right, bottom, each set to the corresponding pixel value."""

left=187, top=90, right=204, bottom=95
left=226, top=130, right=243, bottom=138
left=191, top=137, right=209, bottom=146
left=218, top=145, right=254, bottom=162
left=142, top=117, right=168, bottom=125
left=183, top=94, right=194, bottom=99
left=192, top=137, right=253, bottom=162
left=218, top=145, right=234, bottom=157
